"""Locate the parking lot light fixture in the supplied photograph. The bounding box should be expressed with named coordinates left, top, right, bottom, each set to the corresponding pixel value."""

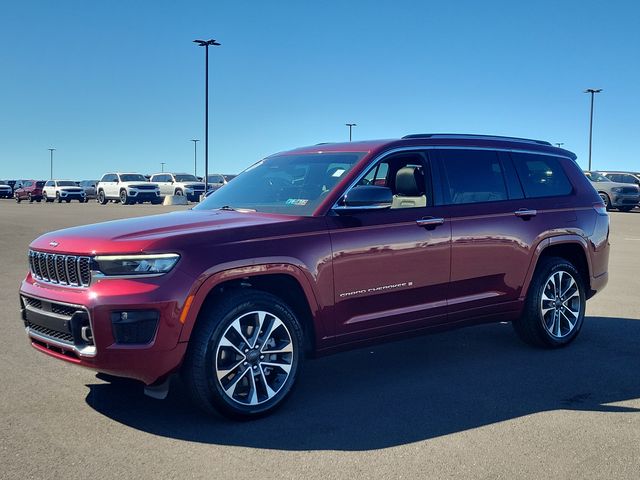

left=191, top=139, right=200, bottom=177
left=555, top=143, right=564, bottom=148
left=48, top=148, right=55, bottom=179
left=194, top=39, right=221, bottom=191
left=346, top=123, right=357, bottom=142
left=584, top=88, right=603, bottom=171
left=161, top=162, right=166, bottom=173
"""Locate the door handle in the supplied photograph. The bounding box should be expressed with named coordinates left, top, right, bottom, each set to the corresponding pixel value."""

left=514, top=209, right=537, bottom=219
left=416, top=217, right=445, bottom=229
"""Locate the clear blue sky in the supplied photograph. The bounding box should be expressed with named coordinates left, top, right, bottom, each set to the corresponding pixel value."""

left=1, top=0, right=639, bottom=180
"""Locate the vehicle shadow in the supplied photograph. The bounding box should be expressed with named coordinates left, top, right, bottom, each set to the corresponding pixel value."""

left=85, top=316, right=640, bottom=451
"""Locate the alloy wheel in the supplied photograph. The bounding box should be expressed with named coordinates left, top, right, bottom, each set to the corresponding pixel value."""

left=215, top=310, right=294, bottom=406
left=540, top=270, right=582, bottom=339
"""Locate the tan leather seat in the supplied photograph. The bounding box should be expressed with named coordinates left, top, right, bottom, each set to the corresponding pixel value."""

left=391, top=166, right=426, bottom=208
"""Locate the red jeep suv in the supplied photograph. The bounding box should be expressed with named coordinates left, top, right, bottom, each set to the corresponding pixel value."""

left=14, top=180, right=45, bottom=203
left=19, top=134, right=609, bottom=419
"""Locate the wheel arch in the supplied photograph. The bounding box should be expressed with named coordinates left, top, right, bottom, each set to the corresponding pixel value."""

left=179, top=264, right=321, bottom=352
left=522, top=236, right=593, bottom=300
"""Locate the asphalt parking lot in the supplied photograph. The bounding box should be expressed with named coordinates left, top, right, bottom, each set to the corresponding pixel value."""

left=1, top=201, right=639, bottom=479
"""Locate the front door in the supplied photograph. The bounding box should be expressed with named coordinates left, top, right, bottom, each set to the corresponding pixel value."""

left=328, top=150, right=451, bottom=343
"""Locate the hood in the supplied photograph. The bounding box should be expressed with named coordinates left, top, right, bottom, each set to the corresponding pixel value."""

left=29, top=209, right=297, bottom=255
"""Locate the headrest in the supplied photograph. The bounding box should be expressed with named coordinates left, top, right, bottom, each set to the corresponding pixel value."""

left=395, top=166, right=424, bottom=196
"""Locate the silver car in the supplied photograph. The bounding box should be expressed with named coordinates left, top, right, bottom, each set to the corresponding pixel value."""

left=584, top=171, right=640, bottom=212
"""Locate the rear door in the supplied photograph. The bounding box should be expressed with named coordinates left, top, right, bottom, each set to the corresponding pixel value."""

left=434, top=149, right=542, bottom=320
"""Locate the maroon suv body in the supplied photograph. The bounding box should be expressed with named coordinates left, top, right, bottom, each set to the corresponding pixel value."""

left=14, top=180, right=45, bottom=203
left=19, top=134, right=609, bottom=418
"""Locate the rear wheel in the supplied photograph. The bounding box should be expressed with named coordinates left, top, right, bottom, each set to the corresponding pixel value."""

left=183, top=290, right=304, bottom=419
left=97, top=190, right=108, bottom=205
left=513, top=257, right=586, bottom=348
left=175, top=189, right=184, bottom=196
left=43, top=192, right=52, bottom=203
left=599, top=192, right=611, bottom=211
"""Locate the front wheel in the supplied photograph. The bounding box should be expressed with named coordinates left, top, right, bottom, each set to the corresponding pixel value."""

left=15, top=194, right=21, bottom=203
left=513, top=257, right=586, bottom=348
left=119, top=190, right=130, bottom=205
left=28, top=193, right=33, bottom=203
left=599, top=192, right=611, bottom=211
left=56, top=192, right=62, bottom=203
left=183, top=290, right=304, bottom=419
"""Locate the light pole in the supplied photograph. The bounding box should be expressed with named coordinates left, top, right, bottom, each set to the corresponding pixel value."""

left=48, top=148, right=55, bottom=179
left=190, top=139, right=199, bottom=177
left=161, top=162, right=166, bottom=173
left=194, top=39, right=221, bottom=190
left=555, top=143, right=564, bottom=148
left=345, top=123, right=356, bottom=142
left=584, top=88, right=602, bottom=171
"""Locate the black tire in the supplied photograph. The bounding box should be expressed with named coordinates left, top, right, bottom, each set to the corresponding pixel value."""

left=36, top=199, right=41, bottom=203
left=599, top=192, right=611, bottom=211
left=174, top=189, right=183, bottom=196
left=119, top=189, right=130, bottom=205
left=65, top=199, right=71, bottom=203
left=43, top=192, right=52, bottom=203
left=182, top=290, right=304, bottom=419
left=28, top=193, right=33, bottom=203
left=513, top=256, right=586, bottom=348
left=97, top=190, right=108, bottom=205
left=151, top=198, right=163, bottom=205
left=56, top=192, right=62, bottom=203
left=618, top=206, right=634, bottom=212
left=15, top=194, right=21, bottom=203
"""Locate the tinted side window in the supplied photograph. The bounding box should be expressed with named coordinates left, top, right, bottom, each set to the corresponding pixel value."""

left=606, top=174, right=621, bottom=182
left=45, top=181, right=53, bottom=187
left=511, top=153, right=573, bottom=198
left=439, top=149, right=508, bottom=204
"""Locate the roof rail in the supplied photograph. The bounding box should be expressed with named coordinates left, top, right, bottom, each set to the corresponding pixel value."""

left=401, top=133, right=552, bottom=146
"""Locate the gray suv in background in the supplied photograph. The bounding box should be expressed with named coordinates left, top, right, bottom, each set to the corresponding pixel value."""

left=598, top=171, right=640, bottom=189
left=584, top=171, right=640, bottom=211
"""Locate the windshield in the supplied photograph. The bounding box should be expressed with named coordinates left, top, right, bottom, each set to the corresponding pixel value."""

left=175, top=174, right=199, bottom=182
left=195, top=152, right=365, bottom=215
left=57, top=181, right=77, bottom=186
left=120, top=174, right=147, bottom=182
left=36, top=181, right=45, bottom=187
left=586, top=172, right=611, bottom=182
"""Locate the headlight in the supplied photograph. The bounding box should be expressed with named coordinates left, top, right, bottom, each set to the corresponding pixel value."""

left=93, top=253, right=180, bottom=276
left=611, top=187, right=623, bottom=193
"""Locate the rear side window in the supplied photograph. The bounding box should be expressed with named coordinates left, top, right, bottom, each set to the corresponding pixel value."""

left=511, top=153, right=572, bottom=198
left=438, top=149, right=508, bottom=204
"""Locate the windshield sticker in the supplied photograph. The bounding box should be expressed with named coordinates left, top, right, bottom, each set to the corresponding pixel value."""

left=286, top=198, right=309, bottom=206
left=331, top=168, right=346, bottom=177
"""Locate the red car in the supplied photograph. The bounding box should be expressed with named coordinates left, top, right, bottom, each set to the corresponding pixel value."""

left=19, top=134, right=609, bottom=419
left=14, top=180, right=45, bottom=203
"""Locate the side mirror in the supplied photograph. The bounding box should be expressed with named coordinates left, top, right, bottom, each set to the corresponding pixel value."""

left=334, top=186, right=393, bottom=213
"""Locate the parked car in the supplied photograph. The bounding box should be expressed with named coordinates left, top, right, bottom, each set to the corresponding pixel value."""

left=598, top=171, right=640, bottom=188
left=42, top=180, right=87, bottom=203
left=96, top=173, right=161, bottom=205
left=14, top=180, right=45, bottom=203
left=206, top=173, right=236, bottom=192
left=19, top=134, right=609, bottom=419
left=79, top=180, right=98, bottom=200
left=584, top=171, right=640, bottom=211
left=0, top=180, right=13, bottom=198
left=149, top=173, right=206, bottom=202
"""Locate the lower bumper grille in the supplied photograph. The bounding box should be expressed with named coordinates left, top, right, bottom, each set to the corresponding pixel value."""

left=21, top=295, right=96, bottom=356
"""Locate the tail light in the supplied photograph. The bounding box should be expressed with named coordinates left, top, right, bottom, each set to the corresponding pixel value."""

left=593, top=202, right=608, bottom=216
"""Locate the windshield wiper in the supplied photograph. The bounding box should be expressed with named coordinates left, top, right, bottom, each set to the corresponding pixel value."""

left=219, top=205, right=256, bottom=213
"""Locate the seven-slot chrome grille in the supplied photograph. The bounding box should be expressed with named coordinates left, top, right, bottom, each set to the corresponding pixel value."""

left=28, top=250, right=91, bottom=287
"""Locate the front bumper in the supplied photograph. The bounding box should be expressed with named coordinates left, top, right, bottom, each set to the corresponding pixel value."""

left=611, top=193, right=639, bottom=207
left=19, top=269, right=193, bottom=384
left=127, top=189, right=160, bottom=201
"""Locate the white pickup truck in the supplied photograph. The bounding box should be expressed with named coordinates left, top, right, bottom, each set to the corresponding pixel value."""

left=96, top=173, right=161, bottom=205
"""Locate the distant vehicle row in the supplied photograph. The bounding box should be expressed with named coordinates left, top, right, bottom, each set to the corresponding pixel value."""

left=584, top=171, right=640, bottom=211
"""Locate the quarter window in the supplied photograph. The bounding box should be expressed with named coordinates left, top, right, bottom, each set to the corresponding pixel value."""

left=511, top=153, right=572, bottom=198
left=439, top=149, right=508, bottom=204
